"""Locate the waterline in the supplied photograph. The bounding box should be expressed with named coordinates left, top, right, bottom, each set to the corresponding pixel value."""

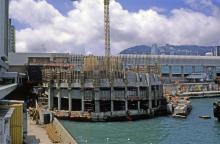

left=61, top=98, right=220, bottom=144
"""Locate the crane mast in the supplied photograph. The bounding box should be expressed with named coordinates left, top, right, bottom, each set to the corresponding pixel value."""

left=104, top=0, right=110, bottom=57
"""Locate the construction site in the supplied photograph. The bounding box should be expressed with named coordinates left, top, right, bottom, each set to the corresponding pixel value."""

left=34, top=55, right=166, bottom=121
left=23, top=0, right=166, bottom=121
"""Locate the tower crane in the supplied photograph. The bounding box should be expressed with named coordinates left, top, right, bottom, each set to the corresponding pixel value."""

left=71, top=0, right=111, bottom=57
left=104, top=0, right=111, bottom=57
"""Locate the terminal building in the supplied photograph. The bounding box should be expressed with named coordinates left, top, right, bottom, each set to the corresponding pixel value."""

left=8, top=52, right=220, bottom=83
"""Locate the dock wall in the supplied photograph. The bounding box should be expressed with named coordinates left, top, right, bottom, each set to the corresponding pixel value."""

left=53, top=118, right=78, bottom=144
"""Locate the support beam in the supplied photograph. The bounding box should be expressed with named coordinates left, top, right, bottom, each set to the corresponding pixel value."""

left=125, top=87, right=128, bottom=111
left=48, top=83, right=53, bottom=110
left=181, top=66, right=184, bottom=79
left=125, top=100, right=128, bottom=111
left=58, top=88, right=61, bottom=110
left=68, top=88, right=72, bottom=111
left=81, top=91, right=84, bottom=112
left=95, top=101, right=100, bottom=113
left=138, top=101, right=140, bottom=111
left=111, top=100, right=114, bottom=112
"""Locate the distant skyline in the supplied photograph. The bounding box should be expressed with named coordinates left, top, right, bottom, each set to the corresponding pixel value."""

left=9, top=0, right=220, bottom=55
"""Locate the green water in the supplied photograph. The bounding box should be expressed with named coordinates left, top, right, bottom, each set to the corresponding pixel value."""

left=60, top=98, right=220, bottom=144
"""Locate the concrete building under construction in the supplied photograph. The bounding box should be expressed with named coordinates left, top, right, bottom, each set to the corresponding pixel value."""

left=38, top=55, right=165, bottom=121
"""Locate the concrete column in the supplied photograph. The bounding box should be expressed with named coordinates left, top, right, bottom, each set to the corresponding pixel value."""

left=148, top=86, right=152, bottom=109
left=48, top=83, right=53, bottom=110
left=58, top=88, right=61, bottom=110
left=181, top=66, right=184, bottom=79
left=137, top=87, right=140, bottom=99
left=95, top=101, right=100, bottom=112
left=110, top=100, right=113, bottom=112
left=68, top=88, right=72, bottom=111
left=125, top=100, right=128, bottom=111
left=125, top=87, right=128, bottom=111
left=110, top=87, right=114, bottom=112
left=81, top=91, right=84, bottom=112
left=138, top=101, right=140, bottom=111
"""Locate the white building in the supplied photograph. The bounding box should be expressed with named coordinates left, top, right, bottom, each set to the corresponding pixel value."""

left=0, top=0, right=9, bottom=73
left=0, top=0, right=21, bottom=100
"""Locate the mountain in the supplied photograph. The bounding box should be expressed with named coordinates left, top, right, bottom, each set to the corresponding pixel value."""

left=120, top=44, right=217, bottom=56
left=119, top=45, right=152, bottom=54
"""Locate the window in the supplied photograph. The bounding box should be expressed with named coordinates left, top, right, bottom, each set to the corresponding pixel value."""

left=161, top=66, right=169, bottom=74
left=172, top=66, right=181, bottom=74
left=183, top=66, right=192, bottom=74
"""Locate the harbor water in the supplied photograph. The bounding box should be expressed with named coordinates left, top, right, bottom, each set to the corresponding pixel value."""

left=60, top=98, right=220, bottom=144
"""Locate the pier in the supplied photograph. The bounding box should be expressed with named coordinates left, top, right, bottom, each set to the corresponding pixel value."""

left=180, top=91, right=220, bottom=98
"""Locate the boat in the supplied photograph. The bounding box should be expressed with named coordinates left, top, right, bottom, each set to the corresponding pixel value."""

left=213, top=101, right=220, bottom=121
left=172, top=98, right=192, bottom=118
left=173, top=114, right=187, bottom=118
left=199, top=115, right=211, bottom=119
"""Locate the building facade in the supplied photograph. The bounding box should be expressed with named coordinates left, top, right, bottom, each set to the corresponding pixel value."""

left=8, top=19, right=16, bottom=53
left=8, top=53, right=220, bottom=83
left=0, top=0, right=9, bottom=61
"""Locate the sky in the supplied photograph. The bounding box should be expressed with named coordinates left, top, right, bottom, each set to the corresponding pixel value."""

left=9, top=0, right=220, bottom=55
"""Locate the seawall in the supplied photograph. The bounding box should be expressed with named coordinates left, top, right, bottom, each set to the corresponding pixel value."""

left=53, top=118, right=78, bottom=144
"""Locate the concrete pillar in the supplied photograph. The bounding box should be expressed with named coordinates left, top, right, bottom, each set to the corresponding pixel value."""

left=138, top=101, right=140, bottom=111
left=95, top=101, right=100, bottom=112
left=110, top=87, right=114, bottom=112
left=181, top=66, right=184, bottom=79
left=148, top=86, right=152, bottom=110
left=58, top=88, right=61, bottom=110
left=68, top=88, right=72, bottom=111
left=111, top=100, right=114, bottom=112
left=137, top=87, right=140, bottom=99
left=125, top=87, right=128, bottom=111
left=48, top=83, right=53, bottom=110
left=125, top=100, right=128, bottom=111
left=81, top=91, right=84, bottom=112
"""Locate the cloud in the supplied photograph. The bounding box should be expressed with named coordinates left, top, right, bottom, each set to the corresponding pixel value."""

left=185, top=0, right=220, bottom=16
left=10, top=0, right=220, bottom=55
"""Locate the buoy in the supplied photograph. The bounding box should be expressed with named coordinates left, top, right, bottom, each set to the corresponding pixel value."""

left=106, top=138, right=109, bottom=141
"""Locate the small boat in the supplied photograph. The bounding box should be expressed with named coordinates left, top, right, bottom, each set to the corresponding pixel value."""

left=173, top=114, right=187, bottom=118
left=199, top=115, right=211, bottom=119
left=172, top=98, right=192, bottom=118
